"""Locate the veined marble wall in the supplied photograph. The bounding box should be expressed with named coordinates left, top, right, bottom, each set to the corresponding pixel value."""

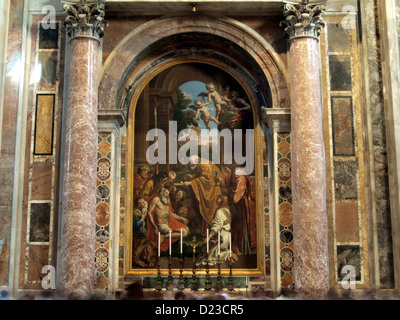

left=361, top=0, right=394, bottom=289
left=321, top=14, right=369, bottom=288
left=0, top=0, right=25, bottom=286
left=18, top=16, right=64, bottom=290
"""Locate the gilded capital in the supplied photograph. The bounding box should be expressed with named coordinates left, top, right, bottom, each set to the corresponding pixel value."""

left=280, top=0, right=325, bottom=39
left=62, top=0, right=107, bottom=40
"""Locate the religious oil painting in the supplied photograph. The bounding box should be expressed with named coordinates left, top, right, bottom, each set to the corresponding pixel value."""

left=130, top=63, right=259, bottom=274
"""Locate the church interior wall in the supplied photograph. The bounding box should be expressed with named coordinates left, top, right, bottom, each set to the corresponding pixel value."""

left=0, top=0, right=398, bottom=297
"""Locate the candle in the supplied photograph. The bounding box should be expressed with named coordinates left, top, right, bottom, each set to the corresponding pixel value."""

left=206, top=229, right=209, bottom=254
left=158, top=232, right=160, bottom=257
left=218, top=230, right=220, bottom=256
left=169, top=230, right=172, bottom=256
left=180, top=229, right=183, bottom=254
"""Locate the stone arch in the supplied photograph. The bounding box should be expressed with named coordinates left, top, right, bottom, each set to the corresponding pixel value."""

left=98, top=15, right=290, bottom=112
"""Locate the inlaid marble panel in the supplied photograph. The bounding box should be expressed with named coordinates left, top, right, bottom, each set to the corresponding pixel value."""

left=331, top=96, right=355, bottom=156
left=337, top=245, right=361, bottom=281
left=329, top=55, right=352, bottom=92
left=335, top=202, right=359, bottom=243
left=277, top=133, right=293, bottom=288
left=30, top=162, right=52, bottom=200
left=39, top=22, right=59, bottom=49
left=96, top=133, right=112, bottom=289
left=334, top=161, right=358, bottom=200
left=37, top=51, right=58, bottom=89
left=34, top=94, right=55, bottom=155
left=27, top=245, right=49, bottom=282
left=327, top=23, right=351, bottom=53
left=29, top=202, right=50, bottom=242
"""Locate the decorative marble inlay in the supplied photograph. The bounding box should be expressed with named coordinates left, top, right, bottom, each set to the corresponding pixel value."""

left=331, top=96, right=355, bottom=156
left=280, top=0, right=325, bottom=39
left=322, top=15, right=369, bottom=288
left=277, top=133, right=293, bottom=288
left=34, top=94, right=55, bottom=155
left=62, top=0, right=107, bottom=40
left=95, top=133, right=112, bottom=289
left=39, top=22, right=59, bottom=49
left=21, top=18, right=63, bottom=288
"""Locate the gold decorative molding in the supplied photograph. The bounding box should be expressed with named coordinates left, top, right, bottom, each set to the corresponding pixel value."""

left=62, top=0, right=108, bottom=40
left=280, top=0, right=325, bottom=39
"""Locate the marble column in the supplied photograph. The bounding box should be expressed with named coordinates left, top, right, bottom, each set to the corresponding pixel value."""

left=280, top=0, right=329, bottom=298
left=59, top=0, right=107, bottom=295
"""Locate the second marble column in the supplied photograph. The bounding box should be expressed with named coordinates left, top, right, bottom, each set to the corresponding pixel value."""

left=281, top=1, right=330, bottom=298
left=59, top=1, right=106, bottom=295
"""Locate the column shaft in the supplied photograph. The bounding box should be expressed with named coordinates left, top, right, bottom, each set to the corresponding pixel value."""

left=59, top=37, right=99, bottom=294
left=289, top=36, right=329, bottom=297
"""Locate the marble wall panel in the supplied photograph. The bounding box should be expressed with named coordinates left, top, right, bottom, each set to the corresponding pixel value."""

left=38, top=22, right=59, bottom=50
left=30, top=162, right=52, bottom=200
left=277, top=133, right=293, bottom=288
left=96, top=133, right=112, bottom=289
left=335, top=202, right=359, bottom=243
left=118, top=133, right=127, bottom=290
left=27, top=245, right=49, bottom=282
left=329, top=55, right=352, bottom=92
left=331, top=96, right=355, bottom=156
left=0, top=206, right=11, bottom=283
left=37, top=51, right=58, bottom=89
left=337, top=245, right=361, bottom=281
left=29, top=203, right=50, bottom=243
left=327, top=23, right=351, bottom=53
left=334, top=161, right=358, bottom=200
left=323, top=17, right=372, bottom=287
left=34, top=94, right=55, bottom=155
left=18, top=15, right=64, bottom=289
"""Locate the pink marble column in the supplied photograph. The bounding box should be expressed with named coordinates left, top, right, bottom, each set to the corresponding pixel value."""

left=281, top=1, right=329, bottom=298
left=59, top=1, right=106, bottom=295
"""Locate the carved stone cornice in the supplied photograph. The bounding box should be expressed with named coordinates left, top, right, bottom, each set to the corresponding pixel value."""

left=280, top=0, right=325, bottom=39
left=62, top=0, right=108, bottom=40
left=261, top=107, right=291, bottom=133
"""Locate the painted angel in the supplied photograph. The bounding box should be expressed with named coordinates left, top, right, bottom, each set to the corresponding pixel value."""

left=188, top=98, right=221, bottom=130
left=199, top=82, right=230, bottom=121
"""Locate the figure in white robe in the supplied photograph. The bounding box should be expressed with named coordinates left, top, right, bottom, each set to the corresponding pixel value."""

left=196, top=194, right=238, bottom=266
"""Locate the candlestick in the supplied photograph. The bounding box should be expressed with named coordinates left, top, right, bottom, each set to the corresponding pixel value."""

left=207, top=228, right=209, bottom=253
left=228, top=259, right=234, bottom=292
left=155, top=256, right=162, bottom=292
left=229, top=232, right=232, bottom=258
left=204, top=252, right=211, bottom=291
left=191, top=257, right=198, bottom=291
left=178, top=252, right=185, bottom=291
left=218, top=230, right=220, bottom=256
left=158, top=232, right=160, bottom=257
left=167, top=253, right=173, bottom=291
left=180, top=229, right=183, bottom=254
left=188, top=236, right=199, bottom=291
left=169, top=230, right=172, bottom=256
left=216, top=253, right=222, bottom=291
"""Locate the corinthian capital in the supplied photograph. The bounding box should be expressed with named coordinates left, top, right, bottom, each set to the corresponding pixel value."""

left=62, top=0, right=108, bottom=40
left=280, top=0, right=325, bottom=39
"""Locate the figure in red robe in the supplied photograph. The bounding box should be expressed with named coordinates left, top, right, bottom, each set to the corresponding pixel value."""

left=220, top=168, right=256, bottom=255
left=133, top=165, right=151, bottom=202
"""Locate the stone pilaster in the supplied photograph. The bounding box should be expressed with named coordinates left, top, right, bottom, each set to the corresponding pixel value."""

left=59, top=0, right=107, bottom=295
left=280, top=0, right=330, bottom=299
